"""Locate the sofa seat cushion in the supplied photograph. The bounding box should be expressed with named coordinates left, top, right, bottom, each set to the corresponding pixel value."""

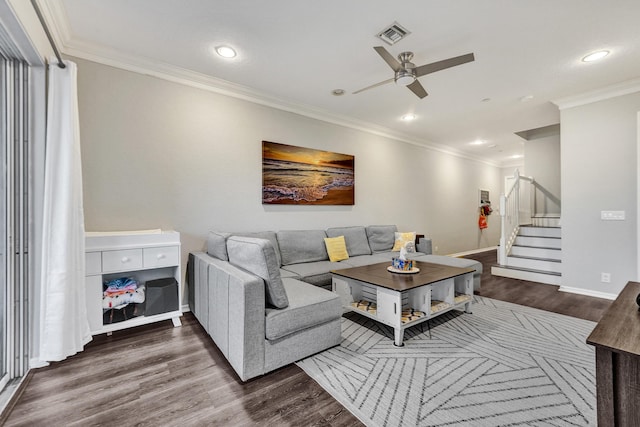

left=280, top=260, right=352, bottom=278
left=326, top=226, right=372, bottom=256
left=279, top=268, right=299, bottom=279
left=265, top=278, right=342, bottom=341
left=277, top=230, right=329, bottom=265
left=227, top=236, right=289, bottom=308
left=281, top=260, right=353, bottom=290
left=365, top=225, right=398, bottom=253
left=341, top=254, right=392, bottom=267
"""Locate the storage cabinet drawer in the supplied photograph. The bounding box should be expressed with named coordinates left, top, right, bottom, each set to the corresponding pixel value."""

left=143, top=246, right=180, bottom=268
left=86, top=251, right=102, bottom=275
left=102, top=249, right=143, bottom=272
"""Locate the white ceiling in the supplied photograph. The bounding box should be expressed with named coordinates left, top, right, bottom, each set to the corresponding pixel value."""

left=43, top=0, right=640, bottom=166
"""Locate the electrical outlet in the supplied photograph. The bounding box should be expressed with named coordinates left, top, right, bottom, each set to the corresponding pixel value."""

left=434, top=246, right=439, bottom=253
left=601, top=273, right=611, bottom=283
left=601, top=211, right=625, bottom=220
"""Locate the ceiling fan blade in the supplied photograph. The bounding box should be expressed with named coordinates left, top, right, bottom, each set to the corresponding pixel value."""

left=414, top=53, right=475, bottom=77
left=352, top=77, right=394, bottom=95
left=407, top=80, right=428, bottom=99
left=373, top=46, right=402, bottom=72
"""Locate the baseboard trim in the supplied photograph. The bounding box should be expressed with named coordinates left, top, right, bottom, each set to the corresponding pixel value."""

left=29, top=358, right=49, bottom=369
left=558, top=286, right=617, bottom=300
left=181, top=304, right=191, bottom=313
left=448, top=246, right=497, bottom=257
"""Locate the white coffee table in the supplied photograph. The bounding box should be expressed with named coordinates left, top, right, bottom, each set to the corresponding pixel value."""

left=331, top=261, right=474, bottom=346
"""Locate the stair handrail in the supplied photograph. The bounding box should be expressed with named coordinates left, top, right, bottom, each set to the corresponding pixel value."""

left=498, top=169, right=534, bottom=265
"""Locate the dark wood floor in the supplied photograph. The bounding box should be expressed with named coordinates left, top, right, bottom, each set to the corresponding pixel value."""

left=466, top=250, right=611, bottom=323
left=2, top=250, right=611, bottom=426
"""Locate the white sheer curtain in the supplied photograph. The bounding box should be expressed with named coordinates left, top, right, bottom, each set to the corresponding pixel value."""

left=39, top=60, right=91, bottom=362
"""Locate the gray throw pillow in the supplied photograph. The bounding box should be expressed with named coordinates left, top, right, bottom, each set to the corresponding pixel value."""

left=226, top=236, right=289, bottom=308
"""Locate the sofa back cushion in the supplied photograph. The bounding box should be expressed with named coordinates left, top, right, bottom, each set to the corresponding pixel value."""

left=326, top=226, right=372, bottom=256
left=207, top=231, right=232, bottom=260
left=365, top=225, right=398, bottom=253
left=207, top=230, right=282, bottom=266
left=277, top=230, right=329, bottom=265
left=226, top=236, right=289, bottom=308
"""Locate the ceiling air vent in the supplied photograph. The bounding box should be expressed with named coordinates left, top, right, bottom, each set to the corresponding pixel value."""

left=376, top=22, right=411, bottom=45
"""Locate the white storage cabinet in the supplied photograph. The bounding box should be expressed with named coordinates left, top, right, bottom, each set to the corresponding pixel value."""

left=85, top=230, right=182, bottom=335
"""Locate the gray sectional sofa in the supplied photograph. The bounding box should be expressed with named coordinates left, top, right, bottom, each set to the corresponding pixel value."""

left=188, top=225, right=482, bottom=382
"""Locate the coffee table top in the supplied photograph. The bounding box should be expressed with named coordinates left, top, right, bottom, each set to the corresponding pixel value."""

left=331, top=261, right=474, bottom=291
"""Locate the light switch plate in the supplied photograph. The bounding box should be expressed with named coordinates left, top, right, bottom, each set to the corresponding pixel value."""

left=601, top=210, right=625, bottom=220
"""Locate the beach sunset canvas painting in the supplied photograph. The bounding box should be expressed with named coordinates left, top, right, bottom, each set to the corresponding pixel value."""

left=262, top=141, right=355, bottom=205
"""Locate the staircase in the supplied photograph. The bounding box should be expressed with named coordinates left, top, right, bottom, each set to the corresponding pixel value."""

left=492, top=219, right=561, bottom=285
left=493, top=169, right=562, bottom=285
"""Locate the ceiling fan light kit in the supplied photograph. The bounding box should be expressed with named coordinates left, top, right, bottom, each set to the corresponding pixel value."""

left=395, top=71, right=415, bottom=86
left=354, top=46, right=475, bottom=99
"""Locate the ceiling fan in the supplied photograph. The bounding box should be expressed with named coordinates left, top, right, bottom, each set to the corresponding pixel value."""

left=353, top=46, right=475, bottom=99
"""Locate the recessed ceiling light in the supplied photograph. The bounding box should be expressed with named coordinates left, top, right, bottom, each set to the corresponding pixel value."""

left=582, top=50, right=609, bottom=62
left=520, top=95, right=534, bottom=102
left=511, top=154, right=523, bottom=159
left=216, top=45, right=237, bottom=58
left=401, top=113, right=416, bottom=121
left=470, top=139, right=485, bottom=145
left=331, top=89, right=345, bottom=96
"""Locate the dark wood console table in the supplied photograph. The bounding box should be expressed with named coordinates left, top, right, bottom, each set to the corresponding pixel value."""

left=587, top=281, right=640, bottom=426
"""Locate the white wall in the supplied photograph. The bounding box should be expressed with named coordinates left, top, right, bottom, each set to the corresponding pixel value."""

left=561, top=91, right=640, bottom=296
left=73, top=57, right=502, bottom=269
left=525, top=135, right=561, bottom=215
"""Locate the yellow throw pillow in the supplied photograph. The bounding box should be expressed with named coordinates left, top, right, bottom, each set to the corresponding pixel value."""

left=392, top=231, right=417, bottom=251
left=324, top=235, right=349, bottom=262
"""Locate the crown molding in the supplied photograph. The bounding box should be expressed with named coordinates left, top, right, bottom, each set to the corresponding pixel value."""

left=553, top=77, right=640, bottom=110
left=43, top=1, right=500, bottom=168
left=499, top=160, right=524, bottom=170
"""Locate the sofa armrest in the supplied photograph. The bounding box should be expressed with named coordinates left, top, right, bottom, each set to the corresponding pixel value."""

left=189, top=252, right=266, bottom=381
left=416, top=236, right=433, bottom=254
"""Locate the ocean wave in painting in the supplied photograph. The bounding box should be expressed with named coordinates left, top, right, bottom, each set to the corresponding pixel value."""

left=262, top=159, right=354, bottom=203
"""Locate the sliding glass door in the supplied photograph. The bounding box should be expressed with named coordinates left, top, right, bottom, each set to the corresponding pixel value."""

left=0, top=56, right=5, bottom=391
left=0, top=55, right=30, bottom=394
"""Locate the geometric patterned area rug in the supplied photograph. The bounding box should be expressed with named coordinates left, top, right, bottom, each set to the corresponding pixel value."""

left=296, top=296, right=597, bottom=427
